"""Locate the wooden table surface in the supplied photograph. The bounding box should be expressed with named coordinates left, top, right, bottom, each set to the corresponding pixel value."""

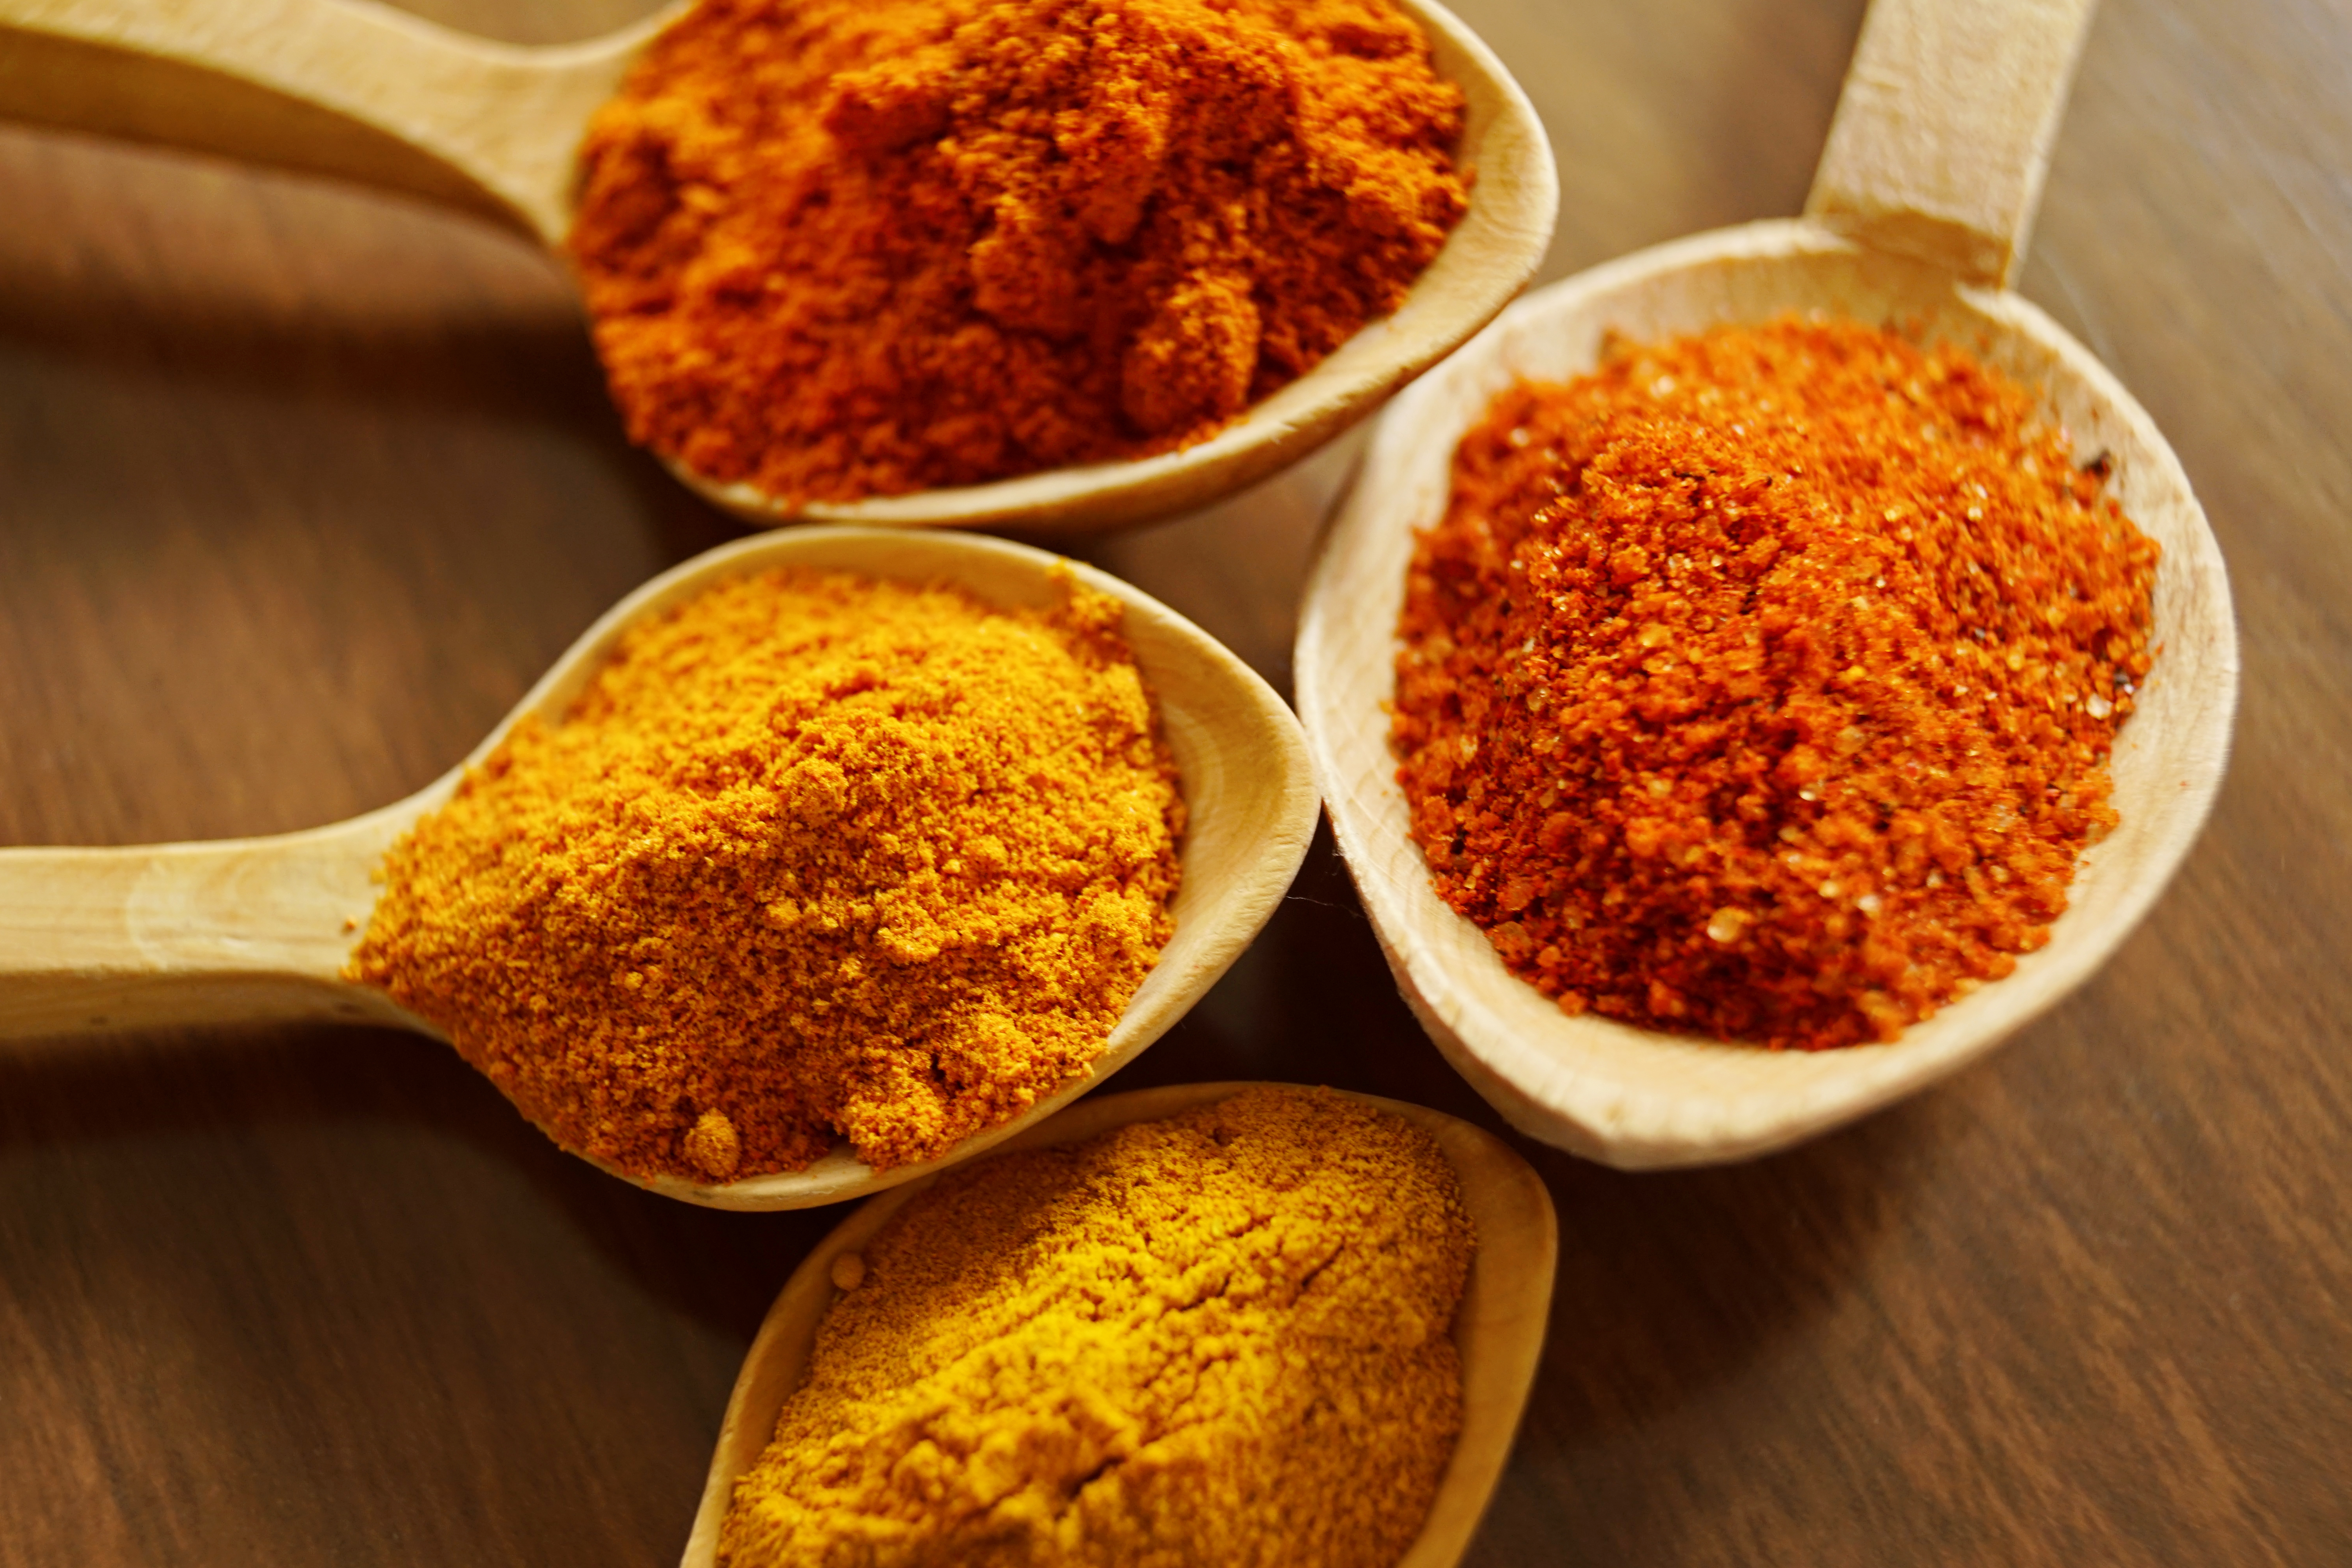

left=3, top=0, right=2346, bottom=1563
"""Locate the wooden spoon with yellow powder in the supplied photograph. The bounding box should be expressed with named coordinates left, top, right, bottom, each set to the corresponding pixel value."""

left=682, top=1082, right=1557, bottom=1568
left=0, top=529, right=1318, bottom=1210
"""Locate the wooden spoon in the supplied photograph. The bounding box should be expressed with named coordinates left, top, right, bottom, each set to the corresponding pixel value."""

left=677, top=1080, right=1559, bottom=1568
left=0, top=528, right=1320, bottom=1209
left=0, top=0, right=1557, bottom=534
left=1294, top=0, right=2240, bottom=1169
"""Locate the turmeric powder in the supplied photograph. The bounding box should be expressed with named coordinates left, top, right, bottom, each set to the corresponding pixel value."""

left=721, top=1085, right=1471, bottom=1567
left=568, top=0, right=1468, bottom=505
left=345, top=567, right=1183, bottom=1181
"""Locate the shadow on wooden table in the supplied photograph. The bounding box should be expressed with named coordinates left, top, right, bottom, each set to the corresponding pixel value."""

left=0, top=1020, right=828, bottom=1336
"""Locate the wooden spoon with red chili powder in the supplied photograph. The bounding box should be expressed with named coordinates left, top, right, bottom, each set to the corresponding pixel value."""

left=1296, top=0, right=2240, bottom=1168
left=0, top=0, right=1556, bottom=532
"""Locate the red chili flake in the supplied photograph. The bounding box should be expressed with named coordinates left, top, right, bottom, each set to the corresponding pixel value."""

left=1391, top=316, right=2161, bottom=1050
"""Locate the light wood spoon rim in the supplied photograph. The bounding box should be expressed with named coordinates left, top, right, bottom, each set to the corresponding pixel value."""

left=0, top=527, right=1321, bottom=1210
left=0, top=0, right=1557, bottom=534
left=678, top=1080, right=1560, bottom=1568
left=1293, top=0, right=2242, bottom=1169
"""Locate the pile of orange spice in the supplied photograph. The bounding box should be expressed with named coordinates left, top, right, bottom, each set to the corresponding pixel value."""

left=568, top=0, right=1468, bottom=504
left=1393, top=317, right=2160, bottom=1049
left=348, top=568, right=1182, bottom=1181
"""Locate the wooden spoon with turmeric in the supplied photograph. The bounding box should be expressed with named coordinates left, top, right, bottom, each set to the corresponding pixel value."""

left=0, top=0, right=1556, bottom=534
left=0, top=528, right=1320, bottom=1209
left=679, top=1081, right=1558, bottom=1568
left=1295, top=0, right=2240, bottom=1168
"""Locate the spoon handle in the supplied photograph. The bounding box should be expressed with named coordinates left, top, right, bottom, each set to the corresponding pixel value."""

left=0, top=0, right=663, bottom=243
left=0, top=808, right=418, bottom=1040
left=1805, top=0, right=2099, bottom=288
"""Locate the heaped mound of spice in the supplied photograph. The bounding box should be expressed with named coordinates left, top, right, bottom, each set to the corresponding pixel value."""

left=720, top=1085, right=1470, bottom=1567
left=346, top=568, right=1183, bottom=1180
left=1392, top=316, right=2160, bottom=1050
left=567, top=0, right=1468, bottom=504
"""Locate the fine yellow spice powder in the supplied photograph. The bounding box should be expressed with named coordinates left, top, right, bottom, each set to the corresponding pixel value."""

left=345, top=568, right=1183, bottom=1181
left=721, top=1085, right=1472, bottom=1568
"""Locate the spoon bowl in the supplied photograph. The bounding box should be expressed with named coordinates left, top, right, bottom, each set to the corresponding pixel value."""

left=0, top=0, right=1556, bottom=534
left=0, top=528, right=1319, bottom=1208
left=1294, top=0, right=2239, bottom=1168
left=678, top=1080, right=1558, bottom=1568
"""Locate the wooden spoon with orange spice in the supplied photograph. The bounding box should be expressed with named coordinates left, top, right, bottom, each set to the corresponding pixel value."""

left=0, top=529, right=1319, bottom=1209
left=1296, top=0, right=2239, bottom=1168
left=0, top=0, right=1555, bottom=532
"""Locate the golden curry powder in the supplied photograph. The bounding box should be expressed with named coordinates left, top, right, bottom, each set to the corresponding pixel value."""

left=720, top=1085, right=1471, bottom=1568
left=346, top=568, right=1183, bottom=1180
left=568, top=0, right=1468, bottom=504
left=1394, top=317, right=2160, bottom=1049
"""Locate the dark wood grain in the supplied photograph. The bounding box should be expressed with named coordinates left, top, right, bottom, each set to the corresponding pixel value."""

left=2, top=1, right=2346, bottom=1564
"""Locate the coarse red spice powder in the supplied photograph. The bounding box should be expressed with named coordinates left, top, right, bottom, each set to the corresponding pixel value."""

left=1392, top=316, right=2161, bottom=1049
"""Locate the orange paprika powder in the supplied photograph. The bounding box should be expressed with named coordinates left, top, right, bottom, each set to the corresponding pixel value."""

left=568, top=0, right=1468, bottom=505
left=1393, top=317, right=2160, bottom=1050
